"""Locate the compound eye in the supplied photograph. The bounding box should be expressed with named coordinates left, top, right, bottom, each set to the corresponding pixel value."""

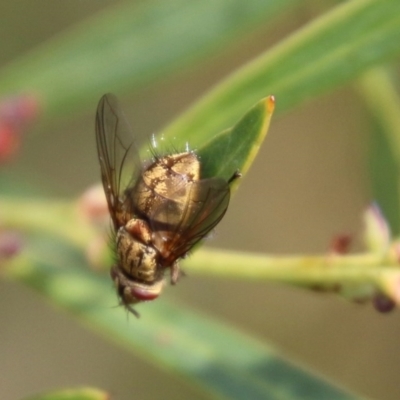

left=130, top=279, right=164, bottom=301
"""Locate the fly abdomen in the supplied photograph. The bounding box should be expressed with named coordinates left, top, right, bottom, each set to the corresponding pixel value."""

left=116, top=219, right=159, bottom=284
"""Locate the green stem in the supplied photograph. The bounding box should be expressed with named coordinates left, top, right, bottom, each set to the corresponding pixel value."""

left=1, top=197, right=398, bottom=293
left=358, top=68, right=400, bottom=163
left=185, top=248, right=391, bottom=285
left=0, top=197, right=96, bottom=248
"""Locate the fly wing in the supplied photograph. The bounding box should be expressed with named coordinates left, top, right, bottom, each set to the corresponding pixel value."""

left=151, top=177, right=231, bottom=260
left=95, top=93, right=140, bottom=229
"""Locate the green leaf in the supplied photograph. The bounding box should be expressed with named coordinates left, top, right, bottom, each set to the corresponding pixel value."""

left=7, top=236, right=362, bottom=400
left=0, top=0, right=296, bottom=116
left=197, top=96, right=275, bottom=180
left=162, top=0, right=400, bottom=146
left=23, top=387, right=108, bottom=400
left=148, top=94, right=274, bottom=181
left=357, top=68, right=400, bottom=234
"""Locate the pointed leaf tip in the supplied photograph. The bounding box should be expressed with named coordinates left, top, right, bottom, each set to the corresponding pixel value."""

left=266, top=95, right=275, bottom=114
left=196, top=96, right=275, bottom=181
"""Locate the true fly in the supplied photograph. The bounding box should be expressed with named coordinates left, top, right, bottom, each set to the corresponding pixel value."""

left=95, top=93, right=240, bottom=316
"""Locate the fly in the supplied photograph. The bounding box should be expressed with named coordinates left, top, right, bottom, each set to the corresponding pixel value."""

left=95, top=93, right=240, bottom=316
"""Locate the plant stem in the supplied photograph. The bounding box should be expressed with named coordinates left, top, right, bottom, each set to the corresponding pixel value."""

left=184, top=247, right=392, bottom=285
left=0, top=197, right=96, bottom=248
left=2, top=196, right=399, bottom=301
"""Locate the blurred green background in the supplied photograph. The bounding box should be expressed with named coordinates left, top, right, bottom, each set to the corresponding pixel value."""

left=1, top=1, right=399, bottom=399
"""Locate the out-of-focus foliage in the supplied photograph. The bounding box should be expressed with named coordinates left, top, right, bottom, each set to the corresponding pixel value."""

left=1, top=1, right=400, bottom=400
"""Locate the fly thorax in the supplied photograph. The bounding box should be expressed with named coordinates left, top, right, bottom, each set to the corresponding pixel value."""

left=131, top=152, right=201, bottom=219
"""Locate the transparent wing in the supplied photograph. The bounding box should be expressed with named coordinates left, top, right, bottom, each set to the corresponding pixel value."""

left=95, top=93, right=140, bottom=229
left=151, top=177, right=231, bottom=261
